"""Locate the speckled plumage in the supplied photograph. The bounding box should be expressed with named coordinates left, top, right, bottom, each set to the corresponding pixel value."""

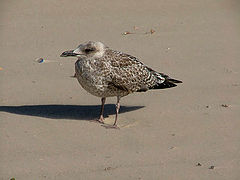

left=61, top=41, right=182, bottom=128
left=75, top=49, right=161, bottom=98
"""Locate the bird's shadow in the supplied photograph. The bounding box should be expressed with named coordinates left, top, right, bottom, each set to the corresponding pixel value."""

left=0, top=104, right=144, bottom=120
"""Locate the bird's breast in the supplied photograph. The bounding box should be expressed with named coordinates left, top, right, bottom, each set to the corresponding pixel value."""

left=74, top=59, right=114, bottom=97
left=75, top=59, right=110, bottom=78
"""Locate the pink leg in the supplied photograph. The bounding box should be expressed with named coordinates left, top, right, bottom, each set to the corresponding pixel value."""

left=113, top=96, right=120, bottom=126
left=98, top=97, right=106, bottom=123
left=102, top=96, right=120, bottom=129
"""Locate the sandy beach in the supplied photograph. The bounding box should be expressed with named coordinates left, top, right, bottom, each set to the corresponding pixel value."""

left=0, top=0, right=240, bottom=179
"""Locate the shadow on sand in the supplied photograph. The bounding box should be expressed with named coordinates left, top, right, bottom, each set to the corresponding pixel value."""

left=0, top=104, right=144, bottom=120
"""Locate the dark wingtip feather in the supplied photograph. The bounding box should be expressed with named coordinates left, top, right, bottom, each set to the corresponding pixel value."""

left=168, top=79, right=182, bottom=83
left=150, top=80, right=177, bottom=90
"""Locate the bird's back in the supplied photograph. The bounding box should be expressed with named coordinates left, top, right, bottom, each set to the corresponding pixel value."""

left=103, top=49, right=182, bottom=93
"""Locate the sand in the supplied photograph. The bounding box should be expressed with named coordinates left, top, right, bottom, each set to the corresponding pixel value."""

left=0, top=0, right=240, bottom=179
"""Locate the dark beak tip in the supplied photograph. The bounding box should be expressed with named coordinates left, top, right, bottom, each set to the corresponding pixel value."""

left=60, top=50, right=75, bottom=57
left=60, top=53, right=66, bottom=57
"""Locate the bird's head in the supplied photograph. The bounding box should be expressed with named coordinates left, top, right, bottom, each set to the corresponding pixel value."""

left=60, top=41, right=107, bottom=59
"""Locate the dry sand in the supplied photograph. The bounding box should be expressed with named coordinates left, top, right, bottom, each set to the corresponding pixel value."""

left=0, top=0, right=240, bottom=179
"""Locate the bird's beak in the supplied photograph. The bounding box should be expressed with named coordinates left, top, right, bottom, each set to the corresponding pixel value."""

left=60, top=47, right=84, bottom=57
left=60, top=50, right=78, bottom=57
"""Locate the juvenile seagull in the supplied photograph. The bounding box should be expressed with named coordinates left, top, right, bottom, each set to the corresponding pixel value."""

left=61, top=41, right=182, bottom=128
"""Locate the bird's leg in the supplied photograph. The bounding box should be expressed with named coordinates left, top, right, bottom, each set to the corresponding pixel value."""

left=97, top=97, right=106, bottom=123
left=113, top=96, right=121, bottom=127
left=101, top=96, right=120, bottom=129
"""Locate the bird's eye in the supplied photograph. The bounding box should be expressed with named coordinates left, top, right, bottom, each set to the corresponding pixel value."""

left=85, top=48, right=95, bottom=53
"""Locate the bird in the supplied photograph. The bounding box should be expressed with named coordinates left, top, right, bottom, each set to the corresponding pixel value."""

left=60, top=41, right=182, bottom=128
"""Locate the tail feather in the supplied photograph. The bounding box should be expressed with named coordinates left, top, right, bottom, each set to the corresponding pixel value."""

left=168, top=78, right=182, bottom=84
left=150, top=72, right=182, bottom=90
left=143, top=67, right=182, bottom=90
left=150, top=79, right=177, bottom=90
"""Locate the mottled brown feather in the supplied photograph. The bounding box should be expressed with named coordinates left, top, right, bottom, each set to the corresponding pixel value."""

left=104, top=49, right=162, bottom=93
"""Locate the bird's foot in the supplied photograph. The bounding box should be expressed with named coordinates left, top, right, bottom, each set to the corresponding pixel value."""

left=90, top=116, right=104, bottom=124
left=101, top=124, right=120, bottom=129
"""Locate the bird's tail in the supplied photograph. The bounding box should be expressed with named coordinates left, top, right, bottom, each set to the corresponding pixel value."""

left=166, top=78, right=182, bottom=84
left=150, top=79, right=180, bottom=90
left=150, top=70, right=182, bottom=90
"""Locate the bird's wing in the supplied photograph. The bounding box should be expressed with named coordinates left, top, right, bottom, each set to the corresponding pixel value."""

left=106, top=50, right=161, bottom=92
